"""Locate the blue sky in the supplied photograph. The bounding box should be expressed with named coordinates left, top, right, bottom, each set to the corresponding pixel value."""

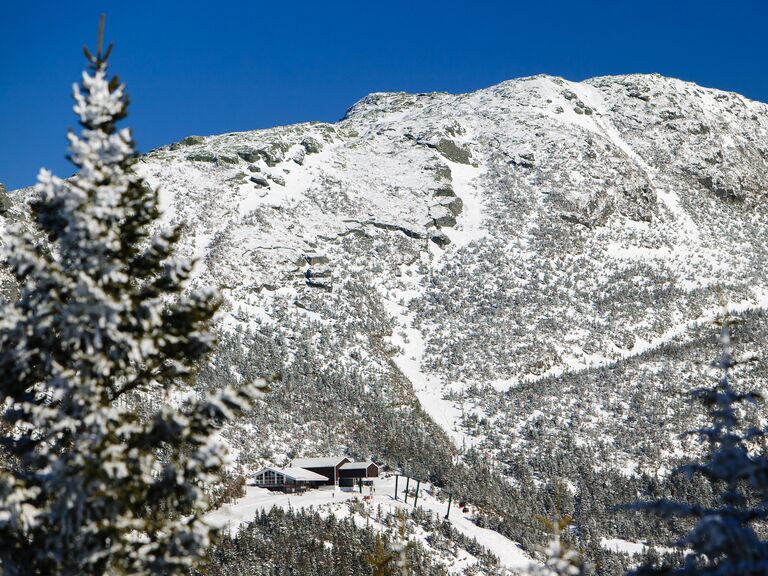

left=1, top=0, right=766, bottom=189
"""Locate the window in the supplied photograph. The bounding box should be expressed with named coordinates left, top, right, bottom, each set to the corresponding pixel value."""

left=256, top=470, right=284, bottom=486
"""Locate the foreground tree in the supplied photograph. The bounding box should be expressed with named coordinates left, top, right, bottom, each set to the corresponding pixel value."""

left=0, top=18, right=260, bottom=575
left=527, top=511, right=586, bottom=576
left=629, top=311, right=768, bottom=575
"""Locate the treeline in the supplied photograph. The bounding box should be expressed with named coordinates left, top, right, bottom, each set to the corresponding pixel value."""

left=195, top=507, right=448, bottom=576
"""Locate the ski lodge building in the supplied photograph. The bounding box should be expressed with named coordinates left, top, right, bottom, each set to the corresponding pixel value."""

left=253, top=456, right=379, bottom=492
left=251, top=467, right=329, bottom=493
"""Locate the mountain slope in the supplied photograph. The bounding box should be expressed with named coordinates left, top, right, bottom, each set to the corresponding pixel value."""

left=135, top=71, right=768, bottom=442
left=4, top=72, right=768, bottom=570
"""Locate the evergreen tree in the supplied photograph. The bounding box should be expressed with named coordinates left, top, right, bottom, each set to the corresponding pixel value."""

left=629, top=311, right=768, bottom=575
left=528, top=514, right=586, bottom=576
left=0, top=17, right=261, bottom=576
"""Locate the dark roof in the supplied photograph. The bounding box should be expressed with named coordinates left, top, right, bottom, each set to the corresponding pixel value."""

left=340, top=461, right=378, bottom=471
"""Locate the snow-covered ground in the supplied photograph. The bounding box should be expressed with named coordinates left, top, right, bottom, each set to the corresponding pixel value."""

left=600, top=537, right=649, bottom=556
left=383, top=290, right=482, bottom=451
left=206, top=474, right=534, bottom=574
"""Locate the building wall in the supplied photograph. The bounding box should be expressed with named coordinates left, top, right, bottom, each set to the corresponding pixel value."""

left=254, top=470, right=327, bottom=492
left=339, top=468, right=365, bottom=479
left=300, top=466, right=337, bottom=485
left=339, top=464, right=379, bottom=479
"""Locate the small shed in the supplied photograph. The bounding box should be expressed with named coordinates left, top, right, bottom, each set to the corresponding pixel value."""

left=291, top=456, right=350, bottom=485
left=339, top=461, right=379, bottom=479
left=253, top=467, right=329, bottom=493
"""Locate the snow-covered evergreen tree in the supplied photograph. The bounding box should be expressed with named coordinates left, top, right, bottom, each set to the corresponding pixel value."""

left=0, top=18, right=261, bottom=576
left=527, top=515, right=585, bottom=576
left=629, top=310, right=768, bottom=575
left=534, top=535, right=584, bottom=576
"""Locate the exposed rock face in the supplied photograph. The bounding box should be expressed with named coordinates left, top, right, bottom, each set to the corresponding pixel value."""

left=301, top=136, right=322, bottom=154
left=186, top=150, right=217, bottom=163
left=432, top=138, right=472, bottom=164
left=0, top=184, right=10, bottom=214
left=304, top=253, right=329, bottom=266
left=126, top=74, right=768, bottom=391
left=170, top=135, right=205, bottom=149
left=236, top=148, right=261, bottom=163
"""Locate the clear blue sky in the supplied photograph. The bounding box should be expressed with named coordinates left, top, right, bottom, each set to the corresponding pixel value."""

left=1, top=0, right=766, bottom=189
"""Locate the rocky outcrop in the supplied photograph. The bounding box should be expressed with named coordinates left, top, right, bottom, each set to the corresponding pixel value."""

left=170, top=135, right=205, bottom=149
left=250, top=175, right=270, bottom=188
left=0, top=184, right=11, bottom=215
left=431, top=138, right=472, bottom=165
left=186, top=151, right=217, bottom=163
left=305, top=253, right=330, bottom=266
left=301, top=137, right=322, bottom=154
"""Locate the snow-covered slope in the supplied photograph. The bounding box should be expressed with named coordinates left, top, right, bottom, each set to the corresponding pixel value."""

left=206, top=475, right=533, bottom=574
left=130, top=72, right=768, bottom=447
left=5, top=73, right=768, bottom=568
left=140, top=73, right=768, bottom=378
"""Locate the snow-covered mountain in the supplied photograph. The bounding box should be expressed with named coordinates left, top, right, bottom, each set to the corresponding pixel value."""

left=4, top=72, right=768, bottom=571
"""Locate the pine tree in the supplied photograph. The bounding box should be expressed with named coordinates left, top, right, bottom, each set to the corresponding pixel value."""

left=0, top=17, right=262, bottom=576
left=528, top=514, right=586, bottom=576
left=629, top=310, right=768, bottom=575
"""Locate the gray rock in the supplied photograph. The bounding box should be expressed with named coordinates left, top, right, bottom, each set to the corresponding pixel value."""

left=305, top=253, right=330, bottom=266
left=186, top=151, right=217, bottom=163
left=430, top=231, right=451, bottom=247
left=628, top=89, right=651, bottom=102
left=226, top=172, right=250, bottom=186
left=171, top=135, right=205, bottom=149
left=236, top=148, right=261, bottom=163
left=434, top=214, right=457, bottom=228
left=181, top=135, right=205, bottom=146
left=370, top=222, right=425, bottom=240
left=432, top=184, right=456, bottom=198
left=301, top=137, right=322, bottom=154
left=217, top=154, right=240, bottom=165
left=430, top=205, right=457, bottom=228
left=0, top=184, right=11, bottom=214
left=247, top=164, right=261, bottom=173
left=292, top=148, right=306, bottom=165
left=258, top=143, right=287, bottom=167
left=440, top=196, right=464, bottom=217
left=433, top=138, right=472, bottom=164
left=516, top=152, right=535, bottom=168
left=306, top=278, right=332, bottom=291
left=660, top=110, right=684, bottom=121
left=250, top=175, right=270, bottom=187
left=305, top=265, right=332, bottom=279
left=444, top=121, right=465, bottom=137
left=424, top=162, right=453, bottom=183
